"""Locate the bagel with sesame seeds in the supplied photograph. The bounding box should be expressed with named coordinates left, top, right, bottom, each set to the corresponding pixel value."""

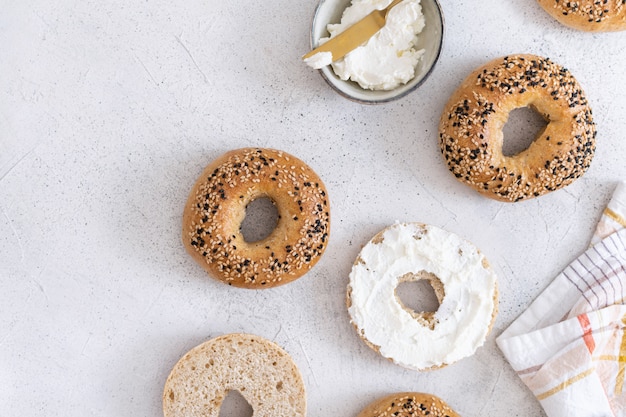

left=537, top=0, right=626, bottom=32
left=182, top=148, right=330, bottom=288
left=356, top=392, right=460, bottom=417
left=438, top=54, right=596, bottom=202
left=162, top=333, right=306, bottom=417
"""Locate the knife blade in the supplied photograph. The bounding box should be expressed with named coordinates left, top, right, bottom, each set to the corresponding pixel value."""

left=303, top=0, right=403, bottom=64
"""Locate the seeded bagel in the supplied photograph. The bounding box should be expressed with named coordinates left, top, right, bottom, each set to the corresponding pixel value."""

left=182, top=148, right=330, bottom=288
left=356, top=392, right=460, bottom=417
left=439, top=54, right=596, bottom=202
left=537, top=0, right=626, bottom=31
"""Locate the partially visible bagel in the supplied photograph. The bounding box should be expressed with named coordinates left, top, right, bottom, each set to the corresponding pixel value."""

left=356, top=392, right=460, bottom=417
left=537, top=0, right=626, bottom=31
left=163, top=333, right=306, bottom=417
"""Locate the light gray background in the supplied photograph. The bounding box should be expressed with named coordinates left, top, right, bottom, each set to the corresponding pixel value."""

left=2, top=0, right=626, bottom=416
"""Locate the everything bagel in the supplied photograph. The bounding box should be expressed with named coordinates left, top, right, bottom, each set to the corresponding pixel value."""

left=356, top=392, right=460, bottom=417
left=182, top=148, right=330, bottom=288
left=537, top=0, right=626, bottom=31
left=439, top=54, right=596, bottom=202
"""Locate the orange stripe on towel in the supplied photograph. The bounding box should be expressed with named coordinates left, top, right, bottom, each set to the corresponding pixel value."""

left=578, top=313, right=595, bottom=354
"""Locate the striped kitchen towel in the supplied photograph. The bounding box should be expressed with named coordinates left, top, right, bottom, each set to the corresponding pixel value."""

left=592, top=183, right=626, bottom=246
left=497, top=182, right=626, bottom=417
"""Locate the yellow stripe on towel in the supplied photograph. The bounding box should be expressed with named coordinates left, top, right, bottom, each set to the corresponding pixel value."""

left=536, top=368, right=595, bottom=400
left=597, top=355, right=626, bottom=362
left=605, top=207, right=626, bottom=228
left=616, top=316, right=626, bottom=395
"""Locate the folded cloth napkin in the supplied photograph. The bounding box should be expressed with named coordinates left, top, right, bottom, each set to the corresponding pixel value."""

left=497, top=182, right=626, bottom=417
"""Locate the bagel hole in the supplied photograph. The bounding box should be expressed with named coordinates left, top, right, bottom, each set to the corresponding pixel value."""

left=219, top=390, right=253, bottom=417
left=240, top=196, right=279, bottom=243
left=395, top=272, right=444, bottom=330
left=502, top=107, right=548, bottom=157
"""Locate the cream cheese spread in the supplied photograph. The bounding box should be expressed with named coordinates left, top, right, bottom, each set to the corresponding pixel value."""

left=313, top=0, right=426, bottom=90
left=347, top=223, right=498, bottom=370
left=303, top=51, right=333, bottom=69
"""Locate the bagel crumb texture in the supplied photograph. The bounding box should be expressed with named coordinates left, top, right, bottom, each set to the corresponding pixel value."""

left=182, top=148, right=330, bottom=288
left=439, top=54, right=596, bottom=202
left=356, top=393, right=460, bottom=417
left=163, top=334, right=306, bottom=417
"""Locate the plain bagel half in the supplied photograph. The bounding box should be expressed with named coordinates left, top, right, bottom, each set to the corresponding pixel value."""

left=163, top=333, right=306, bottom=417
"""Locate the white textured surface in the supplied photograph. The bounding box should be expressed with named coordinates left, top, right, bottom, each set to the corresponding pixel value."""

left=1, top=1, right=626, bottom=416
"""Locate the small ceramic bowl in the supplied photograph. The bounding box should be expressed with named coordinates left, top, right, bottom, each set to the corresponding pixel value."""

left=310, top=0, right=444, bottom=104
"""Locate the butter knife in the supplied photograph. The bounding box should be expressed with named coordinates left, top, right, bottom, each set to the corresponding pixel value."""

left=303, top=0, right=404, bottom=63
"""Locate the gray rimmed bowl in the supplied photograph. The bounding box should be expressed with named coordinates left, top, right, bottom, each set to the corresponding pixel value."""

left=310, top=0, right=444, bottom=104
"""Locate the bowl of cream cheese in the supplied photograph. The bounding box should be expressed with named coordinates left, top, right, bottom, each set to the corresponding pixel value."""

left=307, top=0, right=444, bottom=104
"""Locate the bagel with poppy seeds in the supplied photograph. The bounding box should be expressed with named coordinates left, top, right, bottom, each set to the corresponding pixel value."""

left=356, top=392, right=460, bottom=417
left=182, top=148, right=330, bottom=288
left=537, top=0, right=626, bottom=31
left=438, top=54, right=596, bottom=202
